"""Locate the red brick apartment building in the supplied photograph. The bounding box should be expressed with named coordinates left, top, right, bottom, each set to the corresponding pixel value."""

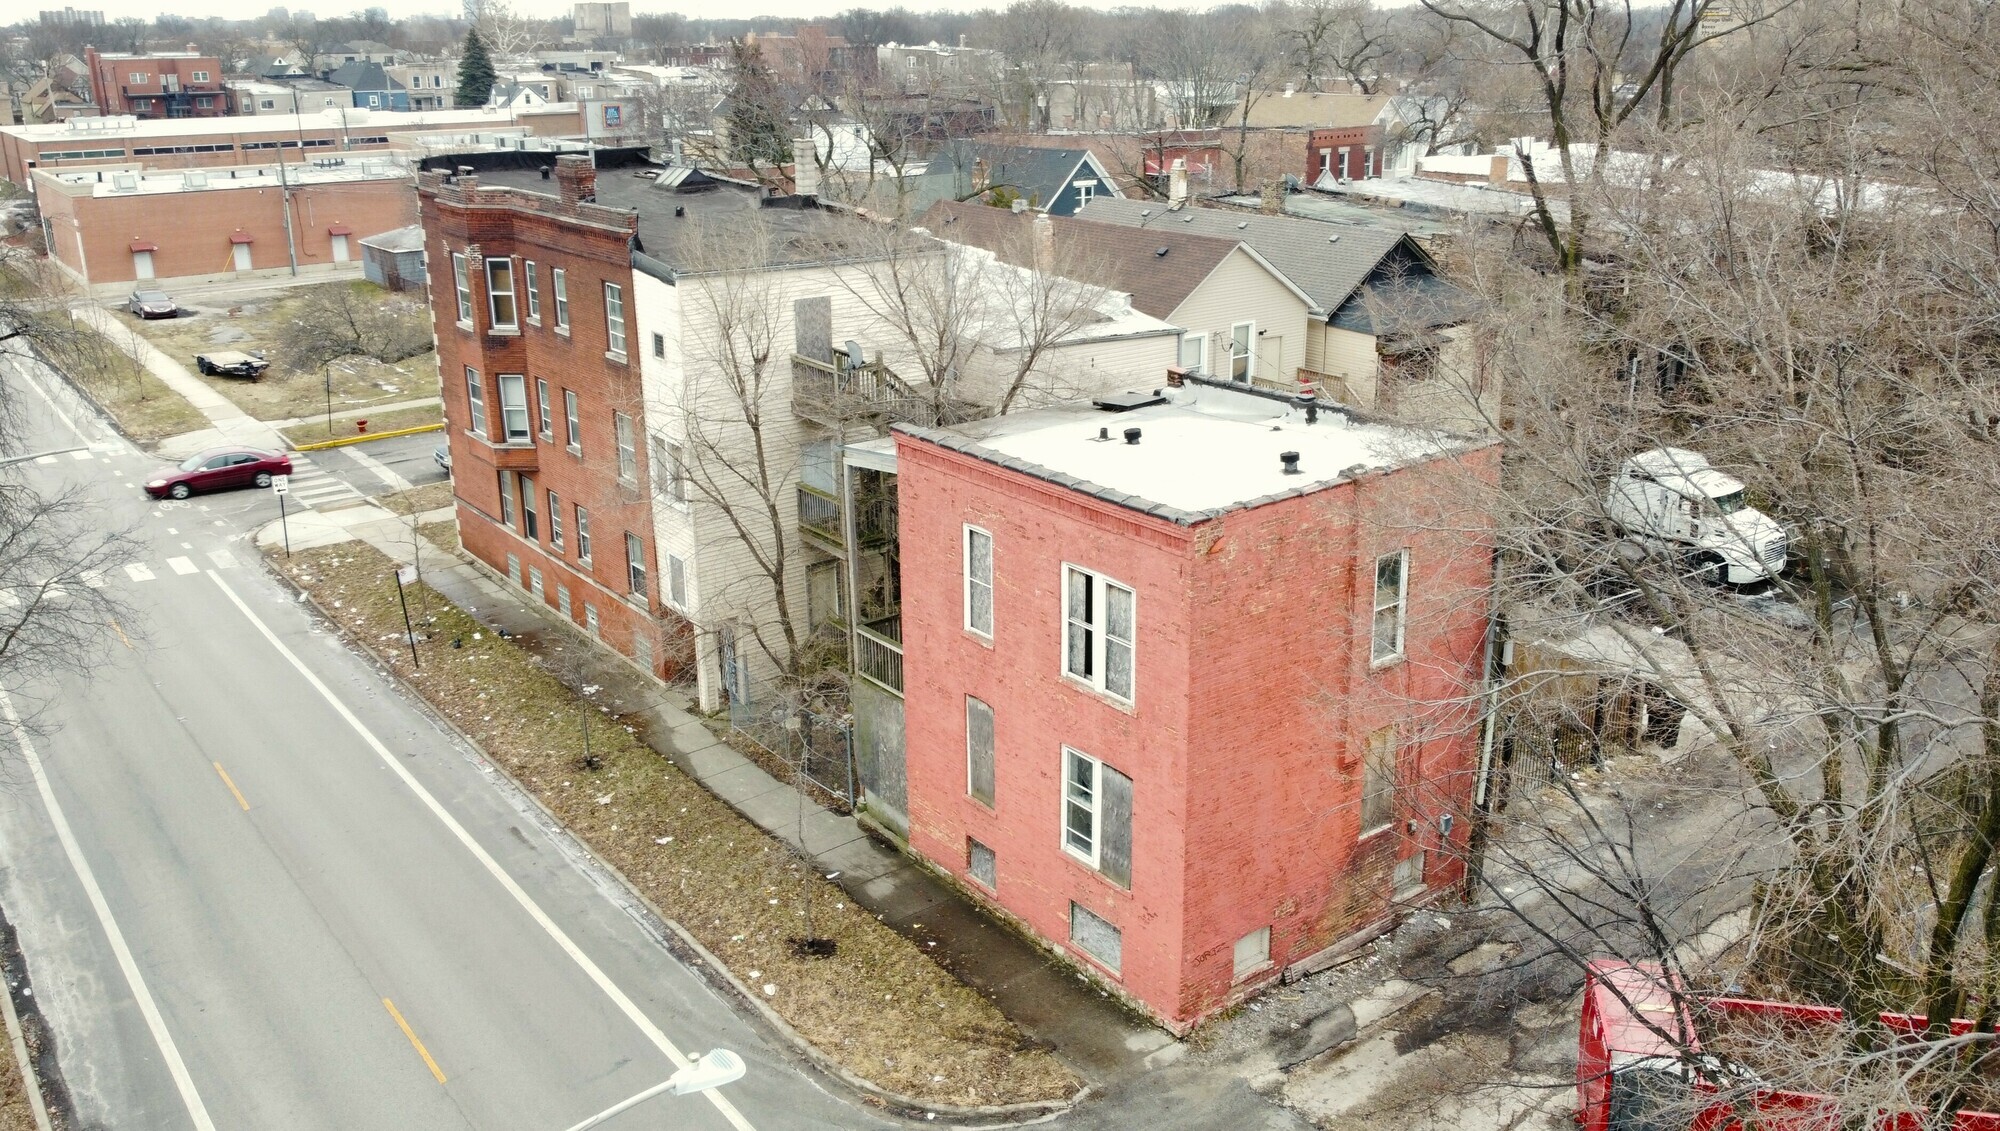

left=892, top=378, right=1498, bottom=1031
left=83, top=46, right=231, bottom=119
left=420, top=154, right=679, bottom=676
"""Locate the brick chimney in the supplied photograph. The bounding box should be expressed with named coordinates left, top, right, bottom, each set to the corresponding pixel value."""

left=554, top=154, right=596, bottom=205
left=971, top=155, right=990, bottom=193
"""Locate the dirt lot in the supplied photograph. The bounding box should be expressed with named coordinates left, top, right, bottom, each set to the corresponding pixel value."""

left=118, top=282, right=434, bottom=422
left=52, top=325, right=208, bottom=442
left=272, top=542, right=1078, bottom=1109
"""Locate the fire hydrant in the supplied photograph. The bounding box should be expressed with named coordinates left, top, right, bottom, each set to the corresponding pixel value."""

left=356, top=419, right=369, bottom=434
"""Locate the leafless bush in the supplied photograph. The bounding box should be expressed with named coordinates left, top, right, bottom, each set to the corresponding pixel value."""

left=272, top=283, right=431, bottom=375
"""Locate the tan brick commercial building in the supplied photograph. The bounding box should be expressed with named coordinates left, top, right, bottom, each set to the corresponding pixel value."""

left=35, top=160, right=418, bottom=290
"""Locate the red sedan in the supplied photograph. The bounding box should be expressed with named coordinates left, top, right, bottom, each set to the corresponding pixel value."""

left=144, top=447, right=292, bottom=500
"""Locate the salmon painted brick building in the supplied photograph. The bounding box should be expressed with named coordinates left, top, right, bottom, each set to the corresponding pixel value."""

left=891, top=378, right=1498, bottom=1032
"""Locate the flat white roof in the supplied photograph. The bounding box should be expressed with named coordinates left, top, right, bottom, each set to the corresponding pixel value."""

left=4, top=105, right=572, bottom=145
left=42, top=159, right=411, bottom=197
left=916, top=382, right=1464, bottom=518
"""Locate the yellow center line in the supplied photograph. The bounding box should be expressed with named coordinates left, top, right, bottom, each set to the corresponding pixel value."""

left=382, top=998, right=447, bottom=1084
left=211, top=763, right=250, bottom=811
left=110, top=618, right=134, bottom=650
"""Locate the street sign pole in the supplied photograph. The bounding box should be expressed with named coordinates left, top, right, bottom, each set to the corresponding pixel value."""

left=272, top=473, right=292, bottom=558
left=394, top=564, right=421, bottom=669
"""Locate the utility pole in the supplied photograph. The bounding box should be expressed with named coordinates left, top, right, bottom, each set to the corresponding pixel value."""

left=276, top=87, right=303, bottom=277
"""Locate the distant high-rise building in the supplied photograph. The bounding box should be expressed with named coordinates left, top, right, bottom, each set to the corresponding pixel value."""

left=571, top=1, right=630, bottom=38
left=39, top=8, right=105, bottom=26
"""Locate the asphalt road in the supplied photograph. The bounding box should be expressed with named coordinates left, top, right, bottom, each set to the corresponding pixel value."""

left=0, top=348, right=887, bottom=1130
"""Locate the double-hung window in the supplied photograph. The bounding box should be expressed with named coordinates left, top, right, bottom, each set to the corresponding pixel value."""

left=1061, top=747, right=1132, bottom=887
left=1230, top=321, right=1255, bottom=381
left=548, top=490, right=563, bottom=551
left=524, top=260, right=540, bottom=322
left=464, top=367, right=487, bottom=437
left=666, top=553, right=687, bottom=608
left=614, top=412, right=637, bottom=484
left=564, top=391, right=581, bottom=454
left=964, top=526, right=993, bottom=637
left=604, top=282, right=626, bottom=357
left=451, top=253, right=473, bottom=324
left=486, top=257, right=517, bottom=329
left=1360, top=726, right=1395, bottom=835
left=519, top=474, right=538, bottom=539
left=660, top=440, right=687, bottom=505
left=497, top=470, right=515, bottom=526
left=625, top=532, right=647, bottom=598
left=1371, top=550, right=1407, bottom=664
left=551, top=267, right=569, bottom=330
left=497, top=374, right=529, bottom=442
left=1063, top=566, right=1134, bottom=702
left=575, top=505, right=591, bottom=564
left=535, top=378, right=552, bottom=439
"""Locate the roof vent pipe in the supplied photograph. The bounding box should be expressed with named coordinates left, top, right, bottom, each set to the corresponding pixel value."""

left=541, top=166, right=551, bottom=179
left=1123, top=427, right=1141, bottom=445
left=1280, top=451, right=1302, bottom=475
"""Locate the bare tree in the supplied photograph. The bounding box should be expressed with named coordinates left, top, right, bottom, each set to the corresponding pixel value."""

left=1283, top=0, right=1391, bottom=92
left=272, top=283, right=431, bottom=374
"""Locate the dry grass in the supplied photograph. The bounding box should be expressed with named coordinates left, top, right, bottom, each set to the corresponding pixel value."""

left=279, top=404, right=444, bottom=448
left=53, top=324, right=208, bottom=442
left=0, top=1036, right=37, bottom=1131
left=416, top=518, right=458, bottom=553
left=120, top=282, right=434, bottom=422
left=377, top=482, right=456, bottom=517
left=273, top=542, right=1078, bottom=1108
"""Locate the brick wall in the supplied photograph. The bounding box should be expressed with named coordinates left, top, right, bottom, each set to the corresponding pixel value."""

left=421, top=164, right=693, bottom=680
left=1306, top=126, right=1383, bottom=181
left=895, top=424, right=1500, bottom=1031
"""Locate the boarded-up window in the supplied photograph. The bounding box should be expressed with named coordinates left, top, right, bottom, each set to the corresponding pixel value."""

left=1099, top=763, right=1132, bottom=888
left=968, top=838, right=996, bottom=889
left=793, top=295, right=833, bottom=365
left=1361, top=727, right=1395, bottom=835
left=1070, top=902, right=1121, bottom=973
left=1233, top=927, right=1271, bottom=980
left=966, top=696, right=995, bottom=805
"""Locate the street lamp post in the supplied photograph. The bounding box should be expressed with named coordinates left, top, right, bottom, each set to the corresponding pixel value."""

left=560, top=1049, right=745, bottom=1131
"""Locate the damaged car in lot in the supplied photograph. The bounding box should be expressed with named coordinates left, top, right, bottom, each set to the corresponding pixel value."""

left=193, top=351, right=270, bottom=379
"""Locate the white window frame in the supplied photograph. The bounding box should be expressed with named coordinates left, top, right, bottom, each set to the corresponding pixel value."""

left=966, top=695, right=995, bottom=806
left=662, top=441, right=687, bottom=505
left=575, top=504, right=591, bottom=565
left=1062, top=746, right=1101, bottom=867
left=625, top=531, right=647, bottom=598
left=614, top=412, right=637, bottom=484
left=1371, top=549, right=1407, bottom=665
left=497, top=373, right=529, bottom=442
left=564, top=390, right=581, bottom=455
left=547, top=489, right=564, bottom=551
left=485, top=257, right=517, bottom=329
left=1062, top=565, right=1135, bottom=703
left=1179, top=331, right=1207, bottom=374
left=451, top=253, right=473, bottom=325
left=464, top=366, right=487, bottom=437
left=964, top=525, right=993, bottom=638
left=1233, top=927, right=1272, bottom=981
left=192, top=70, right=210, bottom=82
left=604, top=282, right=626, bottom=357
left=1230, top=320, right=1255, bottom=381
left=535, top=378, right=552, bottom=439
left=129, top=71, right=147, bottom=83
left=666, top=553, right=688, bottom=609
left=524, top=260, right=540, bottom=322
left=497, top=470, right=515, bottom=526
left=552, top=267, right=569, bottom=330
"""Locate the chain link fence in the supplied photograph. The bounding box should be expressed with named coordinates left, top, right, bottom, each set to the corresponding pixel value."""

left=725, top=673, right=856, bottom=807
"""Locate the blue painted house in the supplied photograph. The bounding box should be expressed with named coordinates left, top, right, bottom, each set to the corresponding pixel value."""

left=907, top=141, right=1119, bottom=217
left=324, top=61, right=409, bottom=112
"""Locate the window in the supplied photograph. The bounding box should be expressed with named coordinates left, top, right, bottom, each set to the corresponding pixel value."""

left=192, top=70, right=210, bottom=82
left=1233, top=927, right=1272, bottom=981
left=966, top=696, right=994, bottom=806
left=1069, top=902, right=1121, bottom=973
left=1371, top=550, right=1407, bottom=664
left=497, top=374, right=529, bottom=442
left=464, top=367, right=487, bottom=437
left=367, top=94, right=381, bottom=108
left=964, top=526, right=993, bottom=637
left=564, top=391, right=581, bottom=454
left=575, top=505, right=591, bottom=564
left=1074, top=180, right=1094, bottom=204
left=535, top=378, right=552, bottom=439
left=129, top=72, right=147, bottom=83
left=548, top=490, right=564, bottom=550
left=260, top=99, right=276, bottom=110
left=968, top=838, right=996, bottom=889
left=486, top=258, right=517, bottom=329
left=652, top=331, right=665, bottom=358
left=452, top=254, right=473, bottom=324
left=667, top=553, right=688, bottom=608
left=604, top=282, right=626, bottom=356
left=626, top=533, right=648, bottom=598
left=633, top=634, right=653, bottom=675
left=525, top=261, right=540, bottom=322
left=552, top=268, right=569, bottom=329
left=1230, top=321, right=1255, bottom=381
left=528, top=566, right=543, bottom=598
left=585, top=605, right=599, bottom=636
left=557, top=585, right=571, bottom=616
left=1361, top=726, right=1395, bottom=835
left=1179, top=332, right=1207, bottom=374
left=195, top=96, right=213, bottom=109
left=497, top=470, right=515, bottom=526
left=1063, top=567, right=1135, bottom=702
left=614, top=413, right=637, bottom=484
left=520, top=475, right=539, bottom=539
left=659, top=440, right=687, bottom=504
left=506, top=553, right=520, bottom=585
left=1062, top=747, right=1099, bottom=864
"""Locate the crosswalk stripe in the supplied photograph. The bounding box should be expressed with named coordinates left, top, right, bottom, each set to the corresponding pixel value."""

left=167, top=557, right=198, bottom=576
left=69, top=450, right=93, bottom=461
left=207, top=550, right=237, bottom=570
left=126, top=563, right=155, bottom=582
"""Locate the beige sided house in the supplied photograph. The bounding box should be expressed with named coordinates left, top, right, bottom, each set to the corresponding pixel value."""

left=1074, top=197, right=1489, bottom=432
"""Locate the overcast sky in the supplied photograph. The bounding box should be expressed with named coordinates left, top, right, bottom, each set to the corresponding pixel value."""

left=64, top=0, right=1235, bottom=26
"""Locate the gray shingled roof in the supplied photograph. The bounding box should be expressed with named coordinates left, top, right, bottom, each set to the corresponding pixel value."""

left=1073, top=196, right=1416, bottom=316
left=906, top=141, right=1098, bottom=215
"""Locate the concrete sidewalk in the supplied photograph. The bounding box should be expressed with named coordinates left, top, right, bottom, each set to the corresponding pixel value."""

left=257, top=505, right=1176, bottom=1088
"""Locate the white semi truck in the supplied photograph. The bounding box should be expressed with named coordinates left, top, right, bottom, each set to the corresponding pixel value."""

left=1604, top=447, right=1788, bottom=584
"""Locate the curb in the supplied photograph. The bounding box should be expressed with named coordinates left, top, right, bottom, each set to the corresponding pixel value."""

left=290, top=422, right=442, bottom=451
left=0, top=947, right=54, bottom=1131
left=260, top=546, right=1083, bottom=1126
